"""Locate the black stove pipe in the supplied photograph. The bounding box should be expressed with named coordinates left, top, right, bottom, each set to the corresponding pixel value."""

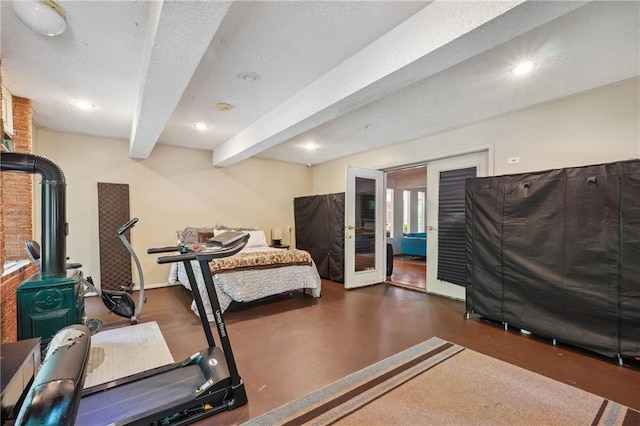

left=1, top=152, right=67, bottom=277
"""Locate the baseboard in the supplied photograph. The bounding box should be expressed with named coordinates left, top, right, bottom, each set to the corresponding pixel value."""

left=386, top=281, right=427, bottom=293
left=131, top=281, right=178, bottom=291
left=84, top=282, right=177, bottom=297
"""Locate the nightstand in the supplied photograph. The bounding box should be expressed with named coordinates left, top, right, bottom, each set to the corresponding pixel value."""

left=272, top=244, right=290, bottom=250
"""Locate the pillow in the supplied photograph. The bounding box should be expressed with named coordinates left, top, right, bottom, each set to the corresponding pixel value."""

left=180, top=227, right=217, bottom=244
left=214, top=228, right=268, bottom=248
left=197, top=232, right=214, bottom=243
left=246, top=230, right=268, bottom=248
left=180, top=225, right=260, bottom=245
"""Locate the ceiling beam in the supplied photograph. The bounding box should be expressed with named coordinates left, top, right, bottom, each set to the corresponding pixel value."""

left=129, top=0, right=232, bottom=159
left=211, top=0, right=587, bottom=167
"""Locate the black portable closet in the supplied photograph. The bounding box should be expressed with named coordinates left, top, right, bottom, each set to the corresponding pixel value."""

left=294, top=193, right=345, bottom=282
left=465, top=159, right=640, bottom=360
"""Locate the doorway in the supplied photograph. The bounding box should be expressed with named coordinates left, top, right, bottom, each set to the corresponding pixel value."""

left=385, top=166, right=428, bottom=291
left=383, top=150, right=489, bottom=295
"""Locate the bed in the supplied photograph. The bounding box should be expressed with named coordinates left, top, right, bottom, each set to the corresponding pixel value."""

left=168, top=226, right=322, bottom=321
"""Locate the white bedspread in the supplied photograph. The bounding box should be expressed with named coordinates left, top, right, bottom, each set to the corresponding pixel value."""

left=169, top=247, right=321, bottom=321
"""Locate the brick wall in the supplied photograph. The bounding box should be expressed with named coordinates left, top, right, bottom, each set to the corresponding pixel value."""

left=1, top=63, right=4, bottom=276
left=0, top=263, right=36, bottom=343
left=1, top=64, right=36, bottom=343
left=3, top=97, right=34, bottom=261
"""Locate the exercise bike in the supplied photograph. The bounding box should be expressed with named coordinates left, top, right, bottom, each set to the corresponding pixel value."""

left=25, top=218, right=146, bottom=325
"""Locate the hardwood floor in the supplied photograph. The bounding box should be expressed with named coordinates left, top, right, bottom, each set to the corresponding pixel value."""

left=388, top=255, right=426, bottom=290
left=85, top=281, right=640, bottom=425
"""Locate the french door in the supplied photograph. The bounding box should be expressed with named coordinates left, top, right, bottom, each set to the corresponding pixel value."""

left=344, top=166, right=385, bottom=289
left=426, top=152, right=488, bottom=300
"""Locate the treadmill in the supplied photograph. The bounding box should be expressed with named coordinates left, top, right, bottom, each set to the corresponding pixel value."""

left=77, top=236, right=250, bottom=425
left=16, top=235, right=250, bottom=426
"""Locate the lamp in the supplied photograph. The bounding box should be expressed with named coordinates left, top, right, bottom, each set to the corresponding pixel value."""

left=271, top=228, right=283, bottom=246
left=12, top=0, right=67, bottom=37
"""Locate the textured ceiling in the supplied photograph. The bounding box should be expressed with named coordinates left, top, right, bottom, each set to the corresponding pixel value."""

left=1, top=1, right=638, bottom=166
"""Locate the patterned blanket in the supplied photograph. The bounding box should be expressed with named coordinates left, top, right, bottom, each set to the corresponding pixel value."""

left=209, top=249, right=313, bottom=274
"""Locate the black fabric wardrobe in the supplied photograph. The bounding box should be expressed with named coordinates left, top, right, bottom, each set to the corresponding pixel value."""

left=294, top=193, right=345, bottom=282
left=465, top=159, right=640, bottom=360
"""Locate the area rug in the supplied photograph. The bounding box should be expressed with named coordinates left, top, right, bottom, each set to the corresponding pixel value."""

left=83, top=321, right=174, bottom=389
left=244, top=337, right=639, bottom=426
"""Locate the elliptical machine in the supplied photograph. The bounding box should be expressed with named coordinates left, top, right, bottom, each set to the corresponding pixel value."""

left=25, top=217, right=145, bottom=325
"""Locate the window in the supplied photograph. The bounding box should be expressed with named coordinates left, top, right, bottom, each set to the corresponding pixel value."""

left=385, top=188, right=394, bottom=238
left=402, top=190, right=411, bottom=234
left=417, top=191, right=425, bottom=232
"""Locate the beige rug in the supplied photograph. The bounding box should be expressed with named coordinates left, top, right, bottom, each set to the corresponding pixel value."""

left=83, top=321, right=174, bottom=389
left=244, top=337, right=639, bottom=426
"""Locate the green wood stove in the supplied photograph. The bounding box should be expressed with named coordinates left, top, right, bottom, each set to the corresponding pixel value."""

left=17, top=270, right=85, bottom=346
left=1, top=152, right=83, bottom=347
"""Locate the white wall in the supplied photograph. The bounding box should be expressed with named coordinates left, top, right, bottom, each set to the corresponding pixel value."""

left=311, top=78, right=640, bottom=194
left=35, top=130, right=312, bottom=287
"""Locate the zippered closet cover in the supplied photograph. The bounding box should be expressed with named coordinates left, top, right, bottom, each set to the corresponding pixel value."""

left=465, top=159, right=640, bottom=359
left=294, top=193, right=345, bottom=282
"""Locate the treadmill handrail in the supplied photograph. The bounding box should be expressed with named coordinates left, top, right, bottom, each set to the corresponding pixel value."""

left=147, top=246, right=184, bottom=254
left=156, top=252, right=196, bottom=264
left=153, top=235, right=249, bottom=265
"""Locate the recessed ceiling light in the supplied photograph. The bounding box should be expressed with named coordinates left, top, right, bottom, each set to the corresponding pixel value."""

left=510, top=61, right=536, bottom=76
left=71, top=99, right=96, bottom=110
left=238, top=71, right=261, bottom=83
left=193, top=122, right=209, bottom=131
left=216, top=103, right=232, bottom=111
left=300, top=142, right=319, bottom=151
